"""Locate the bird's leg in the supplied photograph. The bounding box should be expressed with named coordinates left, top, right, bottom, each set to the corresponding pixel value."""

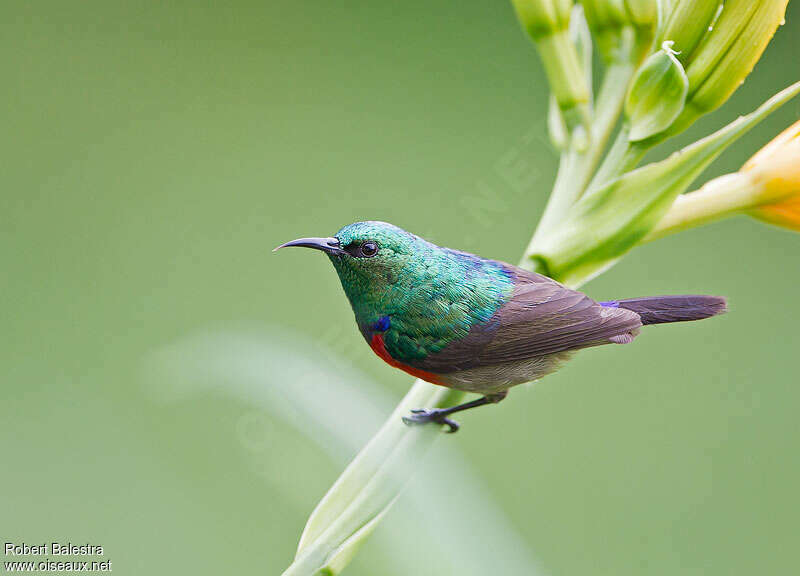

left=402, top=392, right=508, bottom=433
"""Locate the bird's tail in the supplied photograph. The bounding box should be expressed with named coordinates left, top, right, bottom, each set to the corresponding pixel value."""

left=601, top=295, right=727, bottom=326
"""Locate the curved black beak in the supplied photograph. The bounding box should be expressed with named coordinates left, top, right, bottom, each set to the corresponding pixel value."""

left=273, top=236, right=343, bottom=255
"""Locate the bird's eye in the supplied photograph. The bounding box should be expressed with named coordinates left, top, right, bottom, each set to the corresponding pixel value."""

left=360, top=241, right=378, bottom=257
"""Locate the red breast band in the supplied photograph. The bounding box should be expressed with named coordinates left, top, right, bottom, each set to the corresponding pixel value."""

left=369, top=333, right=446, bottom=386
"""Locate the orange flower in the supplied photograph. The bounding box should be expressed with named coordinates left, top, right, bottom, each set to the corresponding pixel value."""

left=744, top=120, right=800, bottom=230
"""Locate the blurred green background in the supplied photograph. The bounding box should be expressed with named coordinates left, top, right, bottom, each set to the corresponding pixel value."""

left=2, top=2, right=799, bottom=575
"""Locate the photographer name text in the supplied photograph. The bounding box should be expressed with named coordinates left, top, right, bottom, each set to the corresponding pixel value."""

left=5, top=543, right=103, bottom=557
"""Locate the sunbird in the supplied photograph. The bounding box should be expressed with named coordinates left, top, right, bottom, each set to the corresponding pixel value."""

left=276, top=221, right=726, bottom=432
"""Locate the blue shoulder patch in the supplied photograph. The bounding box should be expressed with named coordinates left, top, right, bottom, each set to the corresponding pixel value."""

left=372, top=315, right=391, bottom=332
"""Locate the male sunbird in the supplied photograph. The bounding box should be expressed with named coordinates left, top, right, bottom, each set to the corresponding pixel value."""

left=276, top=221, right=726, bottom=432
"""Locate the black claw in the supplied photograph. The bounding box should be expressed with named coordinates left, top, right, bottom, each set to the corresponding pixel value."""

left=441, top=418, right=459, bottom=433
left=402, top=409, right=460, bottom=433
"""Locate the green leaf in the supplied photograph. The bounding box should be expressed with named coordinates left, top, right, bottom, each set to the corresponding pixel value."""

left=283, top=383, right=463, bottom=576
left=625, top=41, right=688, bottom=142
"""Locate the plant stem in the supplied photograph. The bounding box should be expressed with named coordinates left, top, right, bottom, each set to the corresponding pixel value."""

left=584, top=123, right=649, bottom=194
left=526, top=47, right=641, bottom=266
left=558, top=25, right=653, bottom=201
left=284, top=383, right=464, bottom=576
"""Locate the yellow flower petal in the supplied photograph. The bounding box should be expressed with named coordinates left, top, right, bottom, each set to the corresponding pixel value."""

left=743, top=119, right=800, bottom=171
left=752, top=197, right=800, bottom=232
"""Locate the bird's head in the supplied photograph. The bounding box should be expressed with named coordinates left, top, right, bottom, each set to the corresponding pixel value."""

left=275, top=221, right=430, bottom=313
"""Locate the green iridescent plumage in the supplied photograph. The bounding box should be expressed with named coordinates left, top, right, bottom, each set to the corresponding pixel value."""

left=330, top=222, right=514, bottom=364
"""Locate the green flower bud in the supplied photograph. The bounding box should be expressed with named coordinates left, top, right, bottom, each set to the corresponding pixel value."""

left=685, top=0, right=789, bottom=116
left=580, top=0, right=626, bottom=61
left=580, top=0, right=627, bottom=32
left=623, top=0, right=657, bottom=28
left=658, top=0, right=789, bottom=137
left=512, top=0, right=591, bottom=134
left=581, top=0, right=656, bottom=62
left=657, top=0, right=721, bottom=63
left=512, top=0, right=573, bottom=39
left=684, top=0, right=758, bottom=88
left=624, top=41, right=688, bottom=141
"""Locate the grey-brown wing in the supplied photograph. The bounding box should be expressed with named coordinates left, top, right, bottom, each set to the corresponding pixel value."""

left=409, top=268, right=642, bottom=374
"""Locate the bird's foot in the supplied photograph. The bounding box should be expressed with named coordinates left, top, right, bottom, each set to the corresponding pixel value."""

left=402, top=408, right=460, bottom=433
